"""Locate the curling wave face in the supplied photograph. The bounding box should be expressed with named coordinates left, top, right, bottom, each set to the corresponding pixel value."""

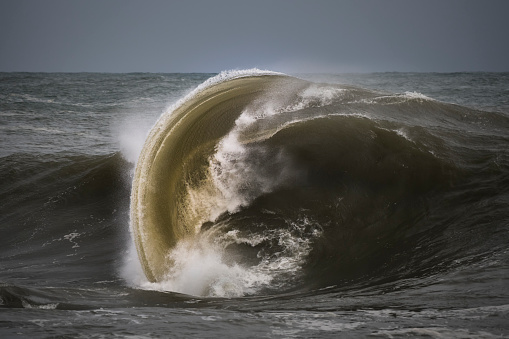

left=131, top=70, right=509, bottom=297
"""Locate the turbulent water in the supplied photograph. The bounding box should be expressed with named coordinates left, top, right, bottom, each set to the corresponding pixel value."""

left=1, top=71, right=509, bottom=338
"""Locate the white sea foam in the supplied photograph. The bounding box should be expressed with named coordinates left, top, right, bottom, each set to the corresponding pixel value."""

left=139, top=216, right=322, bottom=297
left=395, top=127, right=414, bottom=142
left=403, top=91, right=432, bottom=100
left=41, top=231, right=83, bottom=251
left=22, top=301, right=59, bottom=310
left=139, top=238, right=271, bottom=297
left=280, top=84, right=346, bottom=112
left=189, top=81, right=347, bottom=222
left=352, top=91, right=434, bottom=105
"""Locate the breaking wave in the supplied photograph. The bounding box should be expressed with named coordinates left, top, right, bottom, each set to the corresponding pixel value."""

left=129, top=70, right=509, bottom=297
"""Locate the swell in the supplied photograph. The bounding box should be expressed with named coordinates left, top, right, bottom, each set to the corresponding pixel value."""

left=0, top=153, right=130, bottom=285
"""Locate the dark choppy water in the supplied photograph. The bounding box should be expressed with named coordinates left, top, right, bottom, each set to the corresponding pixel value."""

left=1, top=71, right=508, bottom=338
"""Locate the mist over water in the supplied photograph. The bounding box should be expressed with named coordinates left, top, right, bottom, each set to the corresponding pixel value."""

left=1, top=71, right=509, bottom=338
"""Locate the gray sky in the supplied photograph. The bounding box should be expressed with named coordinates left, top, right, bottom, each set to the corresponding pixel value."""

left=1, top=0, right=508, bottom=73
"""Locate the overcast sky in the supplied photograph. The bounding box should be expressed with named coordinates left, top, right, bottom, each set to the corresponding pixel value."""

left=1, top=0, right=508, bottom=73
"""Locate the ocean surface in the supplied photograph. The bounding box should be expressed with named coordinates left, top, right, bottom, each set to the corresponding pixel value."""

left=1, top=71, right=508, bottom=338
